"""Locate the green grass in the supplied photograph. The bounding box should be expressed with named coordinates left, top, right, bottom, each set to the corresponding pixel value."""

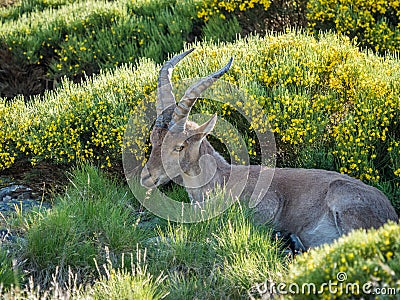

left=0, top=246, right=167, bottom=299
left=90, top=249, right=168, bottom=300
left=1, top=165, right=399, bottom=299
left=0, top=248, right=21, bottom=291
left=23, top=164, right=148, bottom=286
left=145, top=204, right=285, bottom=299
left=0, top=164, right=287, bottom=298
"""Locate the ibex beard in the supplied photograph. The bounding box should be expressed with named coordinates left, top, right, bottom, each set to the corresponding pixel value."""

left=140, top=48, right=399, bottom=249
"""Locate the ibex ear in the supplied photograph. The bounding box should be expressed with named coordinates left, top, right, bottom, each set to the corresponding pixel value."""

left=193, top=114, right=217, bottom=141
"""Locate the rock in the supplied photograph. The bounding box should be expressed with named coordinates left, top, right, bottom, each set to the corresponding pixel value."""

left=0, top=178, right=51, bottom=249
left=0, top=182, right=51, bottom=215
left=0, top=185, right=32, bottom=200
left=0, top=228, right=26, bottom=247
left=0, top=229, right=14, bottom=242
left=2, top=195, right=12, bottom=202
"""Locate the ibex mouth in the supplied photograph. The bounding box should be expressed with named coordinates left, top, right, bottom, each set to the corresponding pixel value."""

left=140, top=166, right=156, bottom=188
left=140, top=168, right=167, bottom=188
left=141, top=176, right=168, bottom=189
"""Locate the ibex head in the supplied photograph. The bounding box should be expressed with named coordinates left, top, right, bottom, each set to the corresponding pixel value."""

left=140, top=49, right=233, bottom=188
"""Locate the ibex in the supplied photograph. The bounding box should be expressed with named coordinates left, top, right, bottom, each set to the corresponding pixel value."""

left=140, top=48, right=398, bottom=249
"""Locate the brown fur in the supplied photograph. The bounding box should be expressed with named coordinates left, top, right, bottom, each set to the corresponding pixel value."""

left=141, top=121, right=399, bottom=248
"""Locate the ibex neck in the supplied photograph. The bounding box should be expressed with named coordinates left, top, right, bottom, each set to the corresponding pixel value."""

left=200, top=140, right=231, bottom=171
left=185, top=140, right=231, bottom=202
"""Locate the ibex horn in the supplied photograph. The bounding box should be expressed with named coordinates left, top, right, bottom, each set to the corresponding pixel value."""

left=169, top=57, right=234, bottom=133
left=155, top=48, right=195, bottom=127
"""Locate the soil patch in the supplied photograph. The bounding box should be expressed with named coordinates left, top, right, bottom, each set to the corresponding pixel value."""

left=0, top=161, right=70, bottom=200
left=0, top=45, right=49, bottom=101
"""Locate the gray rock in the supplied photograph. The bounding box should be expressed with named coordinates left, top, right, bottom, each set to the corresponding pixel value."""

left=0, top=229, right=13, bottom=242
left=0, top=182, right=51, bottom=215
left=2, top=195, right=12, bottom=202
left=0, top=179, right=51, bottom=249
left=0, top=185, right=31, bottom=200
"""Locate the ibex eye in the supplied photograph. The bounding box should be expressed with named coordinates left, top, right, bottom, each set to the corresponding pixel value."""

left=174, top=145, right=184, bottom=152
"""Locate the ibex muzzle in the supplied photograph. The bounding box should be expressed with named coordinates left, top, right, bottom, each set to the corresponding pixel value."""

left=141, top=49, right=398, bottom=248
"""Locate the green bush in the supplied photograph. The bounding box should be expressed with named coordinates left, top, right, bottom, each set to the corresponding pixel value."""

left=202, top=15, right=241, bottom=42
left=0, top=0, right=200, bottom=81
left=1, top=0, right=125, bottom=66
left=196, top=0, right=272, bottom=22
left=287, top=222, right=400, bottom=299
left=0, top=0, right=210, bottom=83
left=0, top=58, right=157, bottom=170
left=308, top=0, right=400, bottom=54
left=0, top=0, right=78, bottom=21
left=0, top=0, right=308, bottom=97
left=197, top=0, right=308, bottom=35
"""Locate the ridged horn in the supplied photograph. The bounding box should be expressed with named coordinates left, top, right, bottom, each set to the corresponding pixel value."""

left=169, top=57, right=233, bottom=133
left=155, top=48, right=195, bottom=127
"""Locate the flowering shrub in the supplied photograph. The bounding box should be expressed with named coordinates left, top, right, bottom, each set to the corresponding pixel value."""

left=0, top=0, right=198, bottom=81
left=307, top=0, right=400, bottom=53
left=1, top=0, right=126, bottom=77
left=0, top=58, right=157, bottom=170
left=0, top=32, right=399, bottom=208
left=0, top=0, right=77, bottom=21
left=1, top=0, right=304, bottom=100
left=196, top=0, right=271, bottom=21
left=288, top=221, right=400, bottom=299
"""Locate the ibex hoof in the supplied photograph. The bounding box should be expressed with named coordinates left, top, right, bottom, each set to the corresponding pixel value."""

left=274, top=231, right=307, bottom=257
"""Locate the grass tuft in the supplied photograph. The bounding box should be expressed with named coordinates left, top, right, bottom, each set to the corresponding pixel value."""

left=91, top=247, right=168, bottom=300
left=23, top=164, right=148, bottom=287
left=0, top=248, right=21, bottom=291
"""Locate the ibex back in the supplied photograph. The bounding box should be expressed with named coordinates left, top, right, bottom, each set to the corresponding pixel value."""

left=140, top=49, right=398, bottom=248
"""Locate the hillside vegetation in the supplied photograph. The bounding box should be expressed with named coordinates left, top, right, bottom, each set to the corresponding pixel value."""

left=2, top=0, right=399, bottom=98
left=0, top=0, right=399, bottom=298
left=2, top=165, right=399, bottom=299
left=1, top=32, right=400, bottom=205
